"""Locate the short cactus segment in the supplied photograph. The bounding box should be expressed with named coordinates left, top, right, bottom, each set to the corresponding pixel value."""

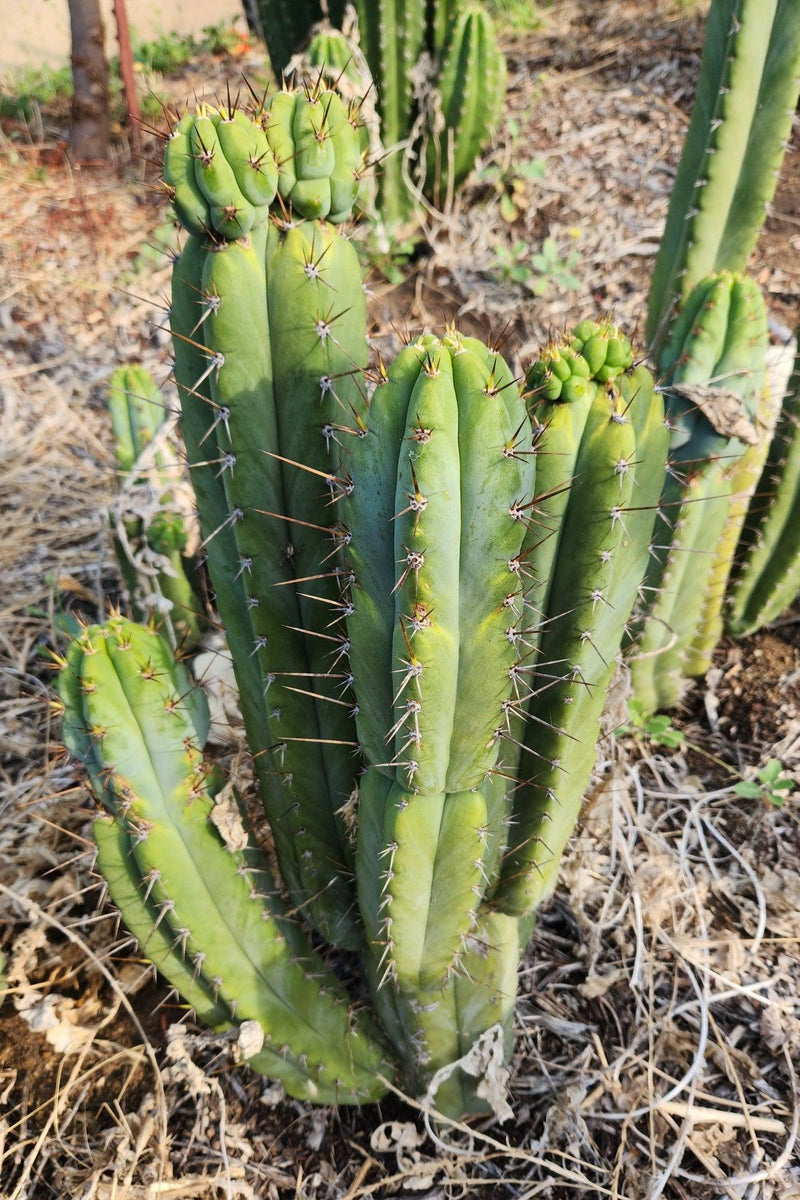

left=727, top=338, right=800, bottom=635
left=494, top=360, right=668, bottom=916
left=629, top=272, right=768, bottom=712
left=424, top=6, right=506, bottom=206
left=106, top=366, right=203, bottom=648
left=58, top=619, right=391, bottom=1105
left=646, top=0, right=800, bottom=350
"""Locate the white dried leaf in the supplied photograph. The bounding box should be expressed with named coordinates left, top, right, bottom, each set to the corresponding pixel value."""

left=426, top=1023, right=514, bottom=1123
left=210, top=782, right=249, bottom=853
left=671, top=383, right=758, bottom=445
left=370, top=1121, right=425, bottom=1155
left=236, top=1019, right=265, bottom=1061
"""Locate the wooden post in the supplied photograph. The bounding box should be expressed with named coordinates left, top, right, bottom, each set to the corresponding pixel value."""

left=112, top=0, right=141, bottom=152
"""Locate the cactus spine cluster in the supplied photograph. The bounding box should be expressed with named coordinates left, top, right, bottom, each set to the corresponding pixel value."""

left=727, top=339, right=800, bottom=635
left=107, top=365, right=203, bottom=648
left=646, top=0, right=800, bottom=352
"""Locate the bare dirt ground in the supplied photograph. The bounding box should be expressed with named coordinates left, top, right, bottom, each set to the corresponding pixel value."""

left=1, top=3, right=799, bottom=1197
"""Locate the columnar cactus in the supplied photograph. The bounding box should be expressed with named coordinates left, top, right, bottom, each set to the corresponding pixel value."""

left=60, top=303, right=668, bottom=1114
left=646, top=0, right=800, bottom=352
left=107, top=365, right=203, bottom=648
left=167, top=86, right=368, bottom=949
left=630, top=272, right=768, bottom=713
left=727, top=338, right=800, bottom=635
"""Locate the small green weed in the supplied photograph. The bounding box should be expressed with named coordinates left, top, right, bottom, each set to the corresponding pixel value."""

left=487, top=0, right=547, bottom=33
left=489, top=233, right=581, bottom=296
left=617, top=698, right=686, bottom=749
left=0, top=66, right=72, bottom=121
left=733, top=759, right=795, bottom=808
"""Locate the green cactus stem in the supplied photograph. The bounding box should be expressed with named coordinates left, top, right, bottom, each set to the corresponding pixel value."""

left=493, top=356, right=668, bottom=916
left=683, top=381, right=781, bottom=675
left=727, top=337, right=800, bottom=635
left=646, top=0, right=800, bottom=351
left=59, top=619, right=391, bottom=1104
left=342, top=329, right=533, bottom=793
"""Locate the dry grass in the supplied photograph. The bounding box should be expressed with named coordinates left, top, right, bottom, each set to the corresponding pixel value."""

left=1, top=2, right=799, bottom=1196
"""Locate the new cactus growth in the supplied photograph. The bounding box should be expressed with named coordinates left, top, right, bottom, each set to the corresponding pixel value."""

left=646, top=0, right=800, bottom=352
left=107, top=366, right=203, bottom=648
left=727, top=338, right=800, bottom=635
left=630, top=272, right=768, bottom=713
left=164, top=87, right=366, bottom=235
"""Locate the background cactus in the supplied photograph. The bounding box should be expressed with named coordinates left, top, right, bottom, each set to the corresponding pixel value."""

left=106, top=365, right=204, bottom=648
left=251, top=0, right=347, bottom=77
left=282, top=1, right=506, bottom=224
left=726, top=338, right=800, bottom=635
left=646, top=0, right=800, bottom=353
left=629, top=271, right=769, bottom=714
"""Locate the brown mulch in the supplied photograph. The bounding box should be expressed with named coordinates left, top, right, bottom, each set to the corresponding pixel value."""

left=1, top=3, right=799, bottom=1197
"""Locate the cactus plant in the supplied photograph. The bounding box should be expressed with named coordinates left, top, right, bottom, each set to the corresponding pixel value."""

left=107, top=365, right=204, bottom=648
left=727, top=337, right=800, bottom=635
left=630, top=272, right=768, bottom=713
left=646, top=0, right=800, bottom=353
left=60, top=300, right=669, bottom=1114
